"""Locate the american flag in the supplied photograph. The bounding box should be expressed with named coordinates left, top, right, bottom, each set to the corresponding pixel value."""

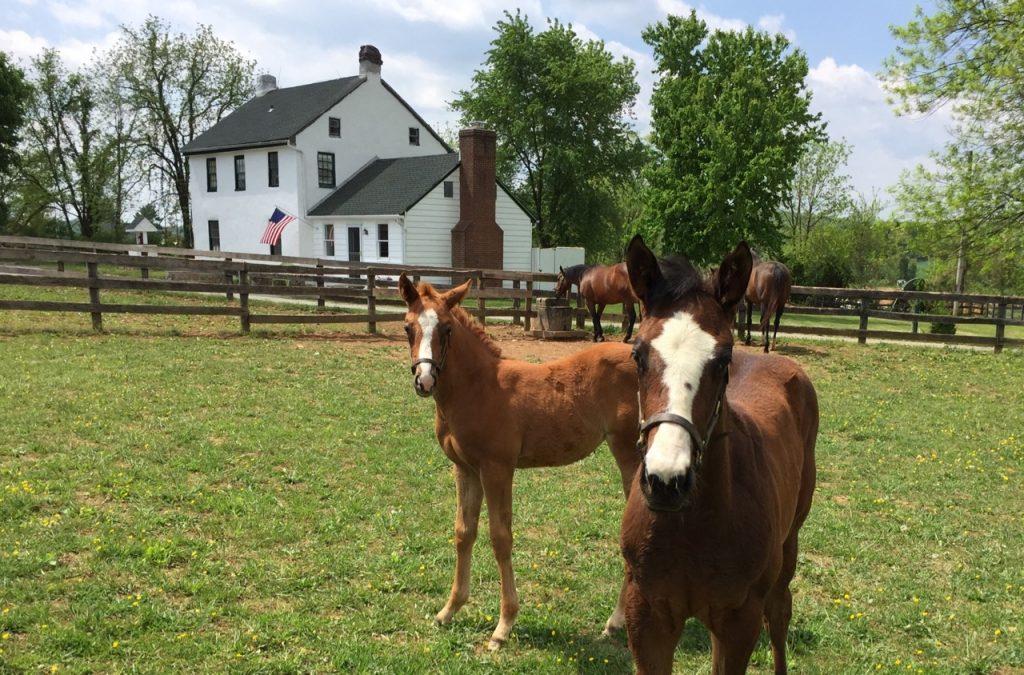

left=259, top=207, right=296, bottom=245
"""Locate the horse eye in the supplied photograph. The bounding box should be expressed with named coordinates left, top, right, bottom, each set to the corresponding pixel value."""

left=631, top=345, right=647, bottom=374
left=404, top=324, right=414, bottom=346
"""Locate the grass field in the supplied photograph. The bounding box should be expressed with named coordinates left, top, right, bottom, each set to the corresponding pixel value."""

left=1, top=305, right=1022, bottom=673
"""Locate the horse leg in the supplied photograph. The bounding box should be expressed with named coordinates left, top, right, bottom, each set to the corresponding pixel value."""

left=591, top=302, right=607, bottom=342
left=625, top=582, right=685, bottom=675
left=760, top=303, right=770, bottom=353
left=586, top=299, right=602, bottom=342
left=436, top=463, right=484, bottom=625
left=771, top=305, right=784, bottom=351
left=623, top=303, right=637, bottom=343
left=763, top=535, right=800, bottom=674
left=709, top=601, right=764, bottom=675
left=480, top=464, right=519, bottom=650
left=744, top=299, right=753, bottom=346
left=602, top=432, right=643, bottom=635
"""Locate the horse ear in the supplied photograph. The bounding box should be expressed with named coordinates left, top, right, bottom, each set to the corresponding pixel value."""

left=398, top=273, right=420, bottom=307
left=442, top=278, right=473, bottom=309
left=559, top=265, right=565, bottom=274
left=625, top=234, right=663, bottom=306
left=714, top=242, right=753, bottom=310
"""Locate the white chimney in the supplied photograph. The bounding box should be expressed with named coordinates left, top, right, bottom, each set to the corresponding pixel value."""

left=255, top=74, right=278, bottom=97
left=359, top=45, right=382, bottom=81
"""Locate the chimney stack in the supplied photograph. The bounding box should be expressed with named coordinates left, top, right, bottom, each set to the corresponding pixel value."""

left=451, top=124, right=503, bottom=271
left=255, top=74, right=278, bottom=97
left=359, top=45, right=382, bottom=81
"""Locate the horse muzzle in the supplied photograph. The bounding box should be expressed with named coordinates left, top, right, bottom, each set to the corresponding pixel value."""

left=412, top=359, right=439, bottom=397
left=639, top=462, right=693, bottom=512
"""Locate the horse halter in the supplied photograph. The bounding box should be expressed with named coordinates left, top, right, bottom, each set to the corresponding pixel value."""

left=410, top=325, right=451, bottom=380
left=636, top=366, right=730, bottom=468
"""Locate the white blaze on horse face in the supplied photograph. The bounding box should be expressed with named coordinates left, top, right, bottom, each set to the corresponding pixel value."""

left=415, top=309, right=440, bottom=391
left=645, top=311, right=718, bottom=482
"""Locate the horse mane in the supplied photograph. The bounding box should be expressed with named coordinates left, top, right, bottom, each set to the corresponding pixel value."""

left=561, top=264, right=592, bottom=282
left=417, top=282, right=503, bottom=359
left=648, top=255, right=708, bottom=309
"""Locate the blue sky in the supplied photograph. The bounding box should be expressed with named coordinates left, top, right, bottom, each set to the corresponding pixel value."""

left=2, top=0, right=951, bottom=206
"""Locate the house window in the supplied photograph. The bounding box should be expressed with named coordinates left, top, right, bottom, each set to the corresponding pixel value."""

left=328, top=117, right=340, bottom=138
left=408, top=127, right=420, bottom=146
left=267, top=151, right=279, bottom=188
left=317, top=152, right=335, bottom=188
left=443, top=181, right=453, bottom=198
left=206, top=158, right=217, bottom=192
left=324, top=223, right=335, bottom=257
left=234, top=155, right=246, bottom=191
left=378, top=223, right=389, bottom=258
left=208, top=220, right=220, bottom=251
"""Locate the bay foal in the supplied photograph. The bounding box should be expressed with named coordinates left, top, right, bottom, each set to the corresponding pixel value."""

left=399, top=274, right=641, bottom=649
left=620, top=237, right=818, bottom=674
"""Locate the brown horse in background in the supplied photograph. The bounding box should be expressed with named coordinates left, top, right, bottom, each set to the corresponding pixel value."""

left=619, top=236, right=818, bottom=674
left=398, top=274, right=642, bottom=650
left=555, top=262, right=638, bottom=342
left=744, top=258, right=792, bottom=353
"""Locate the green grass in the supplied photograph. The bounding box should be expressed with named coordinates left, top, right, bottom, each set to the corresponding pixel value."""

left=0, top=306, right=1022, bottom=673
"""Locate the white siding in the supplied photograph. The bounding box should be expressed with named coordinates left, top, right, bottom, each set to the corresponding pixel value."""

left=497, top=187, right=533, bottom=272
left=190, top=146, right=305, bottom=255
left=404, top=174, right=460, bottom=268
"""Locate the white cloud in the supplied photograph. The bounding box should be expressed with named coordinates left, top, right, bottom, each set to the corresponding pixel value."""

left=0, top=30, right=51, bottom=62
left=373, top=0, right=541, bottom=31
left=807, top=57, right=953, bottom=200
left=654, top=0, right=746, bottom=33
left=757, top=13, right=796, bottom=42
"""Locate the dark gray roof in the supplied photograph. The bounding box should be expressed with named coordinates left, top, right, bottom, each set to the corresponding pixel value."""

left=309, top=154, right=460, bottom=217
left=182, top=77, right=364, bottom=155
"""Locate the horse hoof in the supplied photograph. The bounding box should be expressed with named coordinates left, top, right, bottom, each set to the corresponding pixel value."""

left=487, top=638, right=505, bottom=651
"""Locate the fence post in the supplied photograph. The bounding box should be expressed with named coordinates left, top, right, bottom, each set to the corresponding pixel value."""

left=525, top=280, right=534, bottom=332
left=911, top=300, right=919, bottom=334
left=316, top=263, right=325, bottom=310
left=140, top=251, right=149, bottom=280
left=994, top=301, right=1007, bottom=353
left=475, top=272, right=486, bottom=326
left=512, top=280, right=522, bottom=326
left=238, top=267, right=250, bottom=334
left=367, top=273, right=377, bottom=334
left=224, top=258, right=234, bottom=301
left=87, top=261, right=102, bottom=332
left=57, top=260, right=64, bottom=273
left=858, top=298, right=869, bottom=344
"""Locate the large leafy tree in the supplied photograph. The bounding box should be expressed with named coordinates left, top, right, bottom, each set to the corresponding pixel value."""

left=450, top=11, right=645, bottom=257
left=0, top=52, right=31, bottom=228
left=641, top=12, right=822, bottom=264
left=779, top=138, right=853, bottom=243
left=108, top=16, right=254, bottom=248
left=21, top=49, right=116, bottom=238
left=884, top=0, right=1024, bottom=295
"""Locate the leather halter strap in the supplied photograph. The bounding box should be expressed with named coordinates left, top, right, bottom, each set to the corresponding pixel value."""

left=410, top=329, right=451, bottom=377
left=636, top=367, right=729, bottom=465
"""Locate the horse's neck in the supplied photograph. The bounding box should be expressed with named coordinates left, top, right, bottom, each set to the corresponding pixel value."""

left=434, top=322, right=501, bottom=406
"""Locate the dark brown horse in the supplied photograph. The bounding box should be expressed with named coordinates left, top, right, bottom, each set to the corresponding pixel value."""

left=744, top=259, right=792, bottom=353
left=398, top=274, right=642, bottom=650
left=556, top=263, right=638, bottom=342
left=619, top=236, right=818, bottom=674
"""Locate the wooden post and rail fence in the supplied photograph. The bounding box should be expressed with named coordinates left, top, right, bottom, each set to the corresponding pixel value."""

left=1, top=236, right=1022, bottom=353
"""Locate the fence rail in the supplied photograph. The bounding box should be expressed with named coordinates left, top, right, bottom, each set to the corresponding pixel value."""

left=2, top=236, right=1023, bottom=352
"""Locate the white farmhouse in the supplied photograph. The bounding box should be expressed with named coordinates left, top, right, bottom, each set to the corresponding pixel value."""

left=183, top=45, right=533, bottom=273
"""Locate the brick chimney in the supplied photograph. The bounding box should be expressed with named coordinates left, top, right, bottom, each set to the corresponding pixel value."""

left=451, top=123, right=503, bottom=270
left=359, top=45, right=382, bottom=82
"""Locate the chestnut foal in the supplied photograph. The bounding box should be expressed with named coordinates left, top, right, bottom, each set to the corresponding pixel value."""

left=620, top=237, right=818, bottom=674
left=399, top=274, right=641, bottom=650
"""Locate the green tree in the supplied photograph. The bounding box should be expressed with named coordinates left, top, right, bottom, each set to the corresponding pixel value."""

left=450, top=11, right=645, bottom=257
left=884, top=0, right=1024, bottom=294
left=779, top=138, right=853, bottom=243
left=108, top=16, right=255, bottom=248
left=0, top=52, right=31, bottom=228
left=22, top=49, right=116, bottom=238
left=641, top=11, right=822, bottom=265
